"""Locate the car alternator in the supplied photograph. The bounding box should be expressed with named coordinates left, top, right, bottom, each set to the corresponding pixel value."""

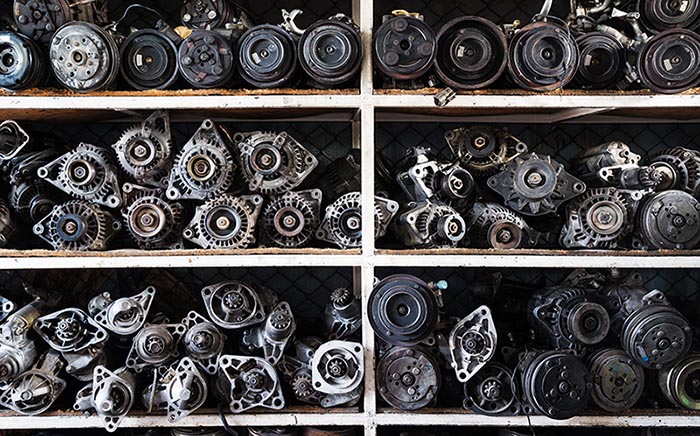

left=635, top=190, right=700, bottom=250
left=122, top=184, right=184, bottom=250
left=0, top=31, right=48, bottom=91
left=178, top=30, right=235, bottom=89
left=324, top=288, right=361, bottom=340
left=38, top=143, right=122, bottom=208
left=639, top=0, right=700, bottom=34
left=0, top=301, right=40, bottom=387
left=6, top=150, right=62, bottom=223
left=448, top=306, right=497, bottom=383
left=142, top=357, right=208, bottom=422
left=241, top=301, right=296, bottom=365
left=49, top=22, right=120, bottom=93
left=517, top=350, right=592, bottom=420
left=574, top=32, right=626, bottom=89
left=0, top=198, right=15, bottom=248
left=261, top=189, right=322, bottom=248
left=13, top=0, right=108, bottom=44
left=574, top=141, right=661, bottom=190
left=121, top=29, right=180, bottom=90
left=88, top=287, right=155, bottom=336
left=508, top=17, right=579, bottom=92
left=33, top=201, right=122, bottom=251
left=33, top=308, right=108, bottom=381
left=74, top=366, right=136, bottom=432
left=560, top=187, right=636, bottom=250
left=435, top=16, right=507, bottom=90
left=488, top=153, right=586, bottom=216
left=237, top=23, right=298, bottom=88
left=651, top=146, right=700, bottom=195
left=181, top=0, right=252, bottom=29
left=604, top=286, right=692, bottom=369
left=182, top=311, right=225, bottom=375
left=316, top=192, right=399, bottom=249
left=299, top=15, right=362, bottom=88
left=445, top=126, right=528, bottom=179
left=0, top=120, right=31, bottom=161
left=658, top=353, right=700, bottom=410
left=277, top=338, right=323, bottom=405
left=396, top=147, right=475, bottom=203
left=112, top=111, right=173, bottom=187
left=463, top=362, right=518, bottom=416
left=234, top=131, right=318, bottom=194
left=373, top=13, right=437, bottom=83
left=528, top=287, right=610, bottom=355
left=311, top=341, right=364, bottom=402
left=376, top=346, right=440, bottom=410
left=638, top=29, right=700, bottom=93
left=392, top=200, right=466, bottom=248
left=200, top=280, right=276, bottom=330
left=214, top=354, right=285, bottom=413
left=465, top=202, right=534, bottom=250
left=126, top=323, right=186, bottom=372
left=0, top=350, right=66, bottom=416
left=588, top=348, right=645, bottom=412
left=183, top=194, right=263, bottom=249
left=369, top=274, right=443, bottom=346
left=167, top=120, right=235, bottom=201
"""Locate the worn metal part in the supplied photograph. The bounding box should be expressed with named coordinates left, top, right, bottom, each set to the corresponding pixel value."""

left=651, top=146, right=700, bottom=195
left=658, top=352, right=700, bottom=410
left=142, top=357, right=208, bottom=422
left=488, top=153, right=586, bottom=216
left=639, top=0, right=700, bottom=33
left=39, top=143, right=122, bottom=208
left=0, top=350, right=66, bottom=416
left=508, top=18, right=579, bottom=92
left=369, top=274, right=443, bottom=346
left=638, top=29, right=700, bottom=93
left=435, top=16, right=507, bottom=90
left=0, top=197, right=15, bottom=248
left=303, top=429, right=355, bottom=436
left=49, top=22, right=119, bottom=93
left=0, top=31, right=48, bottom=91
left=0, top=301, right=39, bottom=388
left=376, top=346, right=440, bottom=410
left=465, top=202, right=533, bottom=250
left=214, top=354, right=285, bottom=413
left=13, top=0, right=108, bottom=44
left=167, top=120, right=235, bottom=201
left=112, top=111, right=173, bottom=187
left=0, top=297, right=16, bottom=324
left=392, top=200, right=466, bottom=248
left=396, top=147, right=475, bottom=203
left=241, top=301, right=295, bottom=366
left=448, top=306, right=497, bottom=383
left=88, top=287, right=155, bottom=336
left=518, top=350, right=592, bottom=420
left=635, top=190, right=700, bottom=250
left=574, top=32, right=626, bottom=89
left=445, top=126, right=528, bottom=178
left=33, top=201, right=121, bottom=251
left=320, top=150, right=361, bottom=201
left=74, top=366, right=136, bottom=432
left=182, top=311, right=225, bottom=375
left=561, top=187, right=636, bottom=250
left=374, top=14, right=436, bottom=81
left=574, top=141, right=648, bottom=187
left=234, top=131, right=318, bottom=195
left=237, top=24, right=297, bottom=88
left=299, top=15, right=362, bottom=87
left=121, top=29, right=179, bottom=90
left=249, top=428, right=297, bottom=436
left=183, top=194, right=263, bottom=250
left=0, top=120, right=31, bottom=162
left=312, top=340, right=363, bottom=395
left=463, top=362, right=518, bottom=416
left=9, top=179, right=56, bottom=225
left=200, top=280, right=275, bottom=330
left=178, top=30, right=235, bottom=89
left=122, top=184, right=183, bottom=250
left=323, top=288, right=361, bottom=340
left=277, top=337, right=325, bottom=406
left=126, top=323, right=186, bottom=372
left=261, top=189, right=322, bottom=248
left=181, top=0, right=252, bottom=29
left=604, top=286, right=692, bottom=369
left=588, top=348, right=644, bottom=412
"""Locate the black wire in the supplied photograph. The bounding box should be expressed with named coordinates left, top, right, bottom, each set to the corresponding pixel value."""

left=112, top=3, right=165, bottom=29
left=217, top=402, right=239, bottom=435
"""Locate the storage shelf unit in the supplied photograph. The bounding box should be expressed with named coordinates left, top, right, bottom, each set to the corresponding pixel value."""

left=2, top=0, right=700, bottom=434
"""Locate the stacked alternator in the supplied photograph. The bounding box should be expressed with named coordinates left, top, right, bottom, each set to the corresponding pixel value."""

left=0, top=280, right=364, bottom=431
left=382, top=126, right=700, bottom=251
left=375, top=1, right=700, bottom=94
left=0, top=1, right=362, bottom=92
left=0, top=114, right=391, bottom=251
left=369, top=272, right=700, bottom=419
